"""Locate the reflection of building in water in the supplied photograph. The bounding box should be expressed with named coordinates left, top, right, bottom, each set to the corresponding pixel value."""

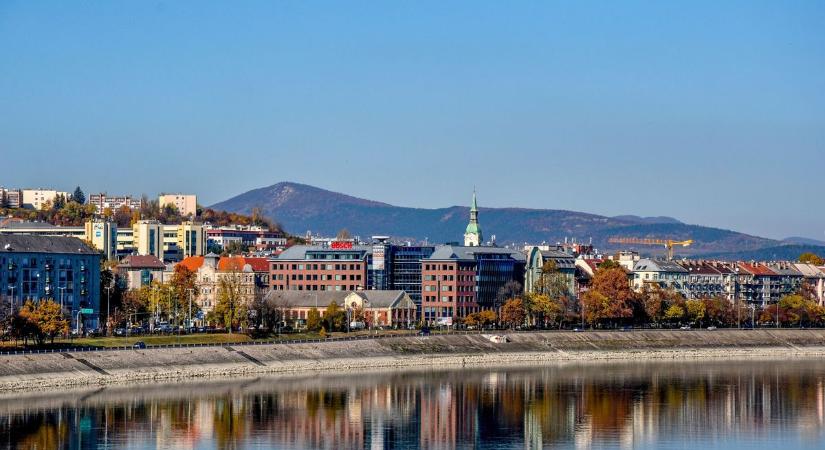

left=7, top=364, right=825, bottom=448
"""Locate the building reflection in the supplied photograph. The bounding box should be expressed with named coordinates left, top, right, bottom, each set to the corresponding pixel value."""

left=3, top=361, right=825, bottom=449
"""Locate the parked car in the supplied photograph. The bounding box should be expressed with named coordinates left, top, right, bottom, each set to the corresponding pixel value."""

left=114, top=328, right=127, bottom=336
left=573, top=328, right=584, bottom=332
left=707, top=326, right=717, bottom=331
left=418, top=327, right=431, bottom=336
left=133, top=341, right=146, bottom=349
left=680, top=325, right=692, bottom=330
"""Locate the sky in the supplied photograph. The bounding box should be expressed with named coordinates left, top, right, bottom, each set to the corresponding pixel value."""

left=1, top=1, right=823, bottom=240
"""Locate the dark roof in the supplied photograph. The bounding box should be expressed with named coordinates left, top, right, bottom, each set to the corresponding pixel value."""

left=118, top=255, right=165, bottom=269
left=428, top=245, right=526, bottom=261
left=263, top=290, right=351, bottom=307
left=0, top=235, right=99, bottom=255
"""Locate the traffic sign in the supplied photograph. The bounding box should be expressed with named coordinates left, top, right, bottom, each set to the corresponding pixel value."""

left=80, top=308, right=94, bottom=314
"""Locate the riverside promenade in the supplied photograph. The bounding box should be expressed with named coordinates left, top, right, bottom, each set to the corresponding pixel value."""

left=2, top=329, right=825, bottom=392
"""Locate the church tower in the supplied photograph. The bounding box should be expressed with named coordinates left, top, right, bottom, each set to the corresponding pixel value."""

left=464, top=190, right=483, bottom=247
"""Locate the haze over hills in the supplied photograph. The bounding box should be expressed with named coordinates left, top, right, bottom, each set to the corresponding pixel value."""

left=212, top=182, right=811, bottom=258
left=210, top=182, right=783, bottom=257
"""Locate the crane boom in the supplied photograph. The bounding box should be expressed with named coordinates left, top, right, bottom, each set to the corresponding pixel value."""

left=607, top=237, right=693, bottom=260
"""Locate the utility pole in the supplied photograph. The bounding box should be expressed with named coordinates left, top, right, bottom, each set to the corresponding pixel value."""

left=187, top=288, right=194, bottom=330
left=105, top=286, right=112, bottom=335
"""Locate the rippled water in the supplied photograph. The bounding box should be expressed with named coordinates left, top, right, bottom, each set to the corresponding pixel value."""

left=3, top=359, right=825, bottom=449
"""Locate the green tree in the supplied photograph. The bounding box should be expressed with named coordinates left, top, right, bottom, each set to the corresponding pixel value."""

left=71, top=186, right=85, bottom=204
left=306, top=307, right=322, bottom=332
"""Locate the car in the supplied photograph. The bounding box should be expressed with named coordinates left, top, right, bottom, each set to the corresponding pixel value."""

left=621, top=326, right=633, bottom=332
left=114, top=327, right=127, bottom=336
left=573, top=328, right=584, bottom=332
left=418, top=327, right=431, bottom=336
left=133, top=341, right=146, bottom=349
left=707, top=326, right=717, bottom=331
left=680, top=325, right=691, bottom=330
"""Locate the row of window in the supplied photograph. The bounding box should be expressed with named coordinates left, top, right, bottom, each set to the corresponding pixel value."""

left=273, top=263, right=363, bottom=271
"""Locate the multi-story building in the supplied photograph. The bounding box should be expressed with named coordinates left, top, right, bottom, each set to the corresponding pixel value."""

left=158, top=194, right=197, bottom=217
left=205, top=225, right=286, bottom=251
left=84, top=219, right=118, bottom=260
left=22, top=189, right=71, bottom=210
left=120, top=220, right=206, bottom=262
left=420, top=245, right=526, bottom=323
left=179, top=254, right=269, bottom=315
left=88, top=193, right=143, bottom=214
left=270, top=244, right=370, bottom=292
left=632, top=259, right=690, bottom=296
left=116, top=255, right=168, bottom=290
left=793, top=263, right=825, bottom=304
left=368, top=237, right=435, bottom=304
left=736, top=262, right=784, bottom=306
left=0, top=235, right=101, bottom=331
left=677, top=260, right=727, bottom=299
left=524, top=246, right=577, bottom=294
left=0, top=188, right=23, bottom=209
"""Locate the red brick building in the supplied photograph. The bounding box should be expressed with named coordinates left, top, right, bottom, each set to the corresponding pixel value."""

left=269, top=244, right=369, bottom=292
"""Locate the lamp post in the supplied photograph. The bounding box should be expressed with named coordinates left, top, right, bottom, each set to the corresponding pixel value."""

left=187, top=288, right=194, bottom=330
left=9, top=286, right=15, bottom=311
left=105, top=286, right=113, bottom=336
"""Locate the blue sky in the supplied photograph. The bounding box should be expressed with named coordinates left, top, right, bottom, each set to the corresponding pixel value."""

left=1, top=1, right=823, bottom=240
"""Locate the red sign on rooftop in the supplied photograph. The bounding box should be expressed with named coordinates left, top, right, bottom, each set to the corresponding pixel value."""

left=330, top=241, right=353, bottom=249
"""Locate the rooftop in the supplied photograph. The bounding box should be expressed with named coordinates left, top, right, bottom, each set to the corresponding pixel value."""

left=0, top=235, right=99, bottom=255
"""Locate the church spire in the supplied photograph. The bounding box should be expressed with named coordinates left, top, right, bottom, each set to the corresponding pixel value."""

left=464, top=190, right=483, bottom=246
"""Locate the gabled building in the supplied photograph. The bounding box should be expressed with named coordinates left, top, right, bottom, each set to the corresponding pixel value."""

left=116, top=254, right=168, bottom=290
left=524, top=246, right=576, bottom=294
left=735, top=262, right=781, bottom=306
left=179, top=254, right=269, bottom=314
left=262, top=289, right=417, bottom=329
left=792, top=263, right=825, bottom=305
left=677, top=260, right=726, bottom=299
left=632, top=258, right=689, bottom=296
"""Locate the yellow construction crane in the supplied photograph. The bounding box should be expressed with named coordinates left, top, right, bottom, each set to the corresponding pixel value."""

left=607, top=237, right=694, bottom=260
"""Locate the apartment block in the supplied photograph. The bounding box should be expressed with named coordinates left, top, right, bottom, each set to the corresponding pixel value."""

left=22, top=189, right=70, bottom=210
left=158, top=194, right=197, bottom=216
left=89, top=193, right=143, bottom=214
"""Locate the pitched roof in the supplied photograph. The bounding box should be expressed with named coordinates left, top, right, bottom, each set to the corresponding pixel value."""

left=180, top=255, right=269, bottom=273
left=263, top=290, right=351, bottom=307
left=179, top=256, right=205, bottom=272
left=736, top=262, right=777, bottom=276
left=428, top=245, right=526, bottom=261
left=633, top=258, right=689, bottom=273
left=0, top=235, right=99, bottom=255
left=351, top=290, right=409, bottom=308
left=118, top=255, right=165, bottom=269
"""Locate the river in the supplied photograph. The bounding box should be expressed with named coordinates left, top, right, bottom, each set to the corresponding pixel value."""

left=2, top=358, right=825, bottom=449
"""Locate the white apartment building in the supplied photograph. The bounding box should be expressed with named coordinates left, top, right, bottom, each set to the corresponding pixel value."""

left=22, top=189, right=70, bottom=210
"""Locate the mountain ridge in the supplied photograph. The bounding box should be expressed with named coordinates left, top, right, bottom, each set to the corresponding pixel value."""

left=211, top=182, right=795, bottom=258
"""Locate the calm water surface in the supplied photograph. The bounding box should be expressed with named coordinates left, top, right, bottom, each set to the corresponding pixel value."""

left=3, top=359, right=825, bottom=449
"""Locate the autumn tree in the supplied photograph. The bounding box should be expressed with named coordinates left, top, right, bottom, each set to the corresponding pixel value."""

left=581, top=267, right=634, bottom=327
left=170, top=264, right=200, bottom=327
left=306, top=307, right=322, bottom=332
left=214, top=262, right=247, bottom=334
left=15, top=300, right=68, bottom=345
left=799, top=252, right=824, bottom=266
left=685, top=299, right=706, bottom=326
left=500, top=298, right=526, bottom=329
left=527, top=293, right=564, bottom=328
left=336, top=228, right=352, bottom=240
left=496, top=280, right=523, bottom=311
left=324, top=301, right=346, bottom=331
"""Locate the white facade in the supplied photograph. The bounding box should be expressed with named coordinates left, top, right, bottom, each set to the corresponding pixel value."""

left=22, top=189, right=70, bottom=210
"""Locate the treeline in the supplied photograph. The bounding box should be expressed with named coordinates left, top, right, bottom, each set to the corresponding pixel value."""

left=494, top=260, right=825, bottom=329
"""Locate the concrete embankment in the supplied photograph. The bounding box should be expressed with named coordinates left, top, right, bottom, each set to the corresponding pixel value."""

left=2, top=329, right=825, bottom=392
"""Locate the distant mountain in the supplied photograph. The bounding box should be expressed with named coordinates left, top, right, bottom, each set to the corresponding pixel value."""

left=699, top=245, right=825, bottom=262
left=211, top=182, right=780, bottom=257
left=782, top=236, right=825, bottom=247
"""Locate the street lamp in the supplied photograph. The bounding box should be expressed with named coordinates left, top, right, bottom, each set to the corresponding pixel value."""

left=187, top=288, right=194, bottom=330
left=105, top=286, right=113, bottom=335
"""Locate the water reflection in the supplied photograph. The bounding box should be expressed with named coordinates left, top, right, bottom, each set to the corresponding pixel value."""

left=2, top=359, right=825, bottom=449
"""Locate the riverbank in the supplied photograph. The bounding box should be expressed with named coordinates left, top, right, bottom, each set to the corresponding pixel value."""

left=2, top=329, right=825, bottom=392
